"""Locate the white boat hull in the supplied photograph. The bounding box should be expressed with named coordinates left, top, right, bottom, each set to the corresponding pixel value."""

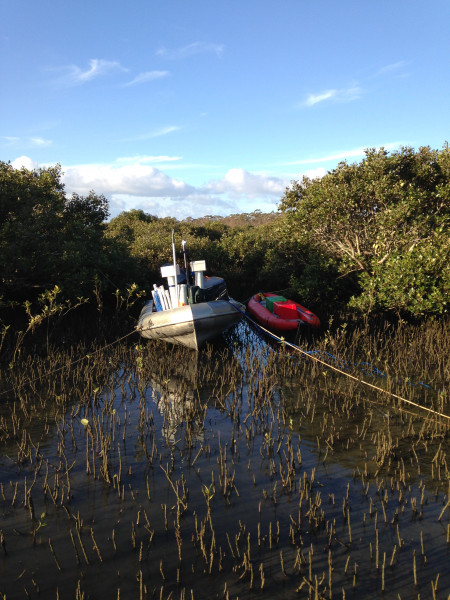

left=137, top=299, right=243, bottom=350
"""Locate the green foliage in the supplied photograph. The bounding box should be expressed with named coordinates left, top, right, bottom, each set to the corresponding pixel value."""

left=106, top=212, right=181, bottom=290
left=215, top=221, right=289, bottom=296
left=351, top=232, right=449, bottom=315
left=23, top=285, right=87, bottom=332
left=106, top=210, right=290, bottom=300
left=0, top=161, right=110, bottom=301
left=279, top=145, right=450, bottom=317
left=113, top=282, right=147, bottom=313
left=2, top=144, right=448, bottom=346
left=12, top=285, right=89, bottom=361
left=0, top=161, right=146, bottom=355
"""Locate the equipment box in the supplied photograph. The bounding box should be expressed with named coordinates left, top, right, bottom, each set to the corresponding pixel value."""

left=265, top=295, right=286, bottom=313
left=273, top=300, right=298, bottom=319
left=160, top=264, right=180, bottom=278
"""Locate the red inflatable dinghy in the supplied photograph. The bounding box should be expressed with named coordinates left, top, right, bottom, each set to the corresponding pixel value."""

left=247, top=292, right=320, bottom=332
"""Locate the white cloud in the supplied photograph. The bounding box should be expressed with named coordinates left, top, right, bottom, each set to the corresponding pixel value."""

left=62, top=163, right=195, bottom=198
left=11, top=156, right=38, bottom=170
left=304, top=89, right=337, bottom=106
left=149, top=126, right=180, bottom=138
left=303, top=85, right=362, bottom=107
left=54, top=59, right=126, bottom=86
left=156, top=41, right=224, bottom=60
left=205, top=168, right=286, bottom=199
left=302, top=62, right=407, bottom=110
left=29, top=137, right=52, bottom=147
left=124, top=70, right=170, bottom=86
left=376, top=61, right=408, bottom=76
left=109, top=192, right=237, bottom=220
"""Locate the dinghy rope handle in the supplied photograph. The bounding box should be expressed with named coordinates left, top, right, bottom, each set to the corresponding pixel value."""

left=239, top=309, right=450, bottom=427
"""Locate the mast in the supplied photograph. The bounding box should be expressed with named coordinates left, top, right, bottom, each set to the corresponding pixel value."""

left=171, top=229, right=178, bottom=307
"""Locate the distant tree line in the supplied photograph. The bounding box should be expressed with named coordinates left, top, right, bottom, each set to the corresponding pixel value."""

left=1, top=145, right=448, bottom=346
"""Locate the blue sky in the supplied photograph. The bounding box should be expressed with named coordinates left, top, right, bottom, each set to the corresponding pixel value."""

left=1, top=0, right=449, bottom=220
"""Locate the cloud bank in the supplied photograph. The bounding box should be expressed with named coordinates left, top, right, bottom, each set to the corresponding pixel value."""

left=63, top=163, right=195, bottom=198
left=16, top=146, right=408, bottom=218
left=10, top=144, right=400, bottom=218
left=9, top=156, right=295, bottom=218
left=205, top=169, right=286, bottom=198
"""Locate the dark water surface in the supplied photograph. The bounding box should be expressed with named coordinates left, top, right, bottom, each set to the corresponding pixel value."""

left=0, top=321, right=449, bottom=599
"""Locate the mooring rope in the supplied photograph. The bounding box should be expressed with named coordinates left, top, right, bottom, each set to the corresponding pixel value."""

left=241, top=310, right=450, bottom=426
left=2, top=304, right=448, bottom=428
left=0, top=328, right=139, bottom=398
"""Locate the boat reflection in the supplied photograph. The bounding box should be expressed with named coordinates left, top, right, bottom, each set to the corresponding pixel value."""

left=147, top=345, right=241, bottom=446
left=151, top=370, right=205, bottom=445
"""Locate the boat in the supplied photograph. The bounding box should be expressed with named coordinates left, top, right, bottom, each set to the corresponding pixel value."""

left=247, top=292, right=320, bottom=332
left=137, top=233, right=243, bottom=350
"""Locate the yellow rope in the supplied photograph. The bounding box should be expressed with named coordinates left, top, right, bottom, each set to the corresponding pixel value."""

left=3, top=312, right=448, bottom=429
left=250, top=318, right=450, bottom=426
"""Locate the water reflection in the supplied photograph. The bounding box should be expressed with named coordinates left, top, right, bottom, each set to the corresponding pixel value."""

left=0, top=327, right=448, bottom=600
left=149, top=356, right=205, bottom=445
left=142, top=342, right=242, bottom=448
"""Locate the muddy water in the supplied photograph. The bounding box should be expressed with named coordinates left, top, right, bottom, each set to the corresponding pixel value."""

left=0, top=321, right=449, bottom=599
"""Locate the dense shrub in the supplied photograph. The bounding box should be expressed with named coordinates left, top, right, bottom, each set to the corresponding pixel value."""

left=279, top=145, right=450, bottom=317
left=0, top=162, right=111, bottom=301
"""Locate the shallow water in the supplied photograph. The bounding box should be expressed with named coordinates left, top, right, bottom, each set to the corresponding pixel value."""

left=0, top=321, right=449, bottom=599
